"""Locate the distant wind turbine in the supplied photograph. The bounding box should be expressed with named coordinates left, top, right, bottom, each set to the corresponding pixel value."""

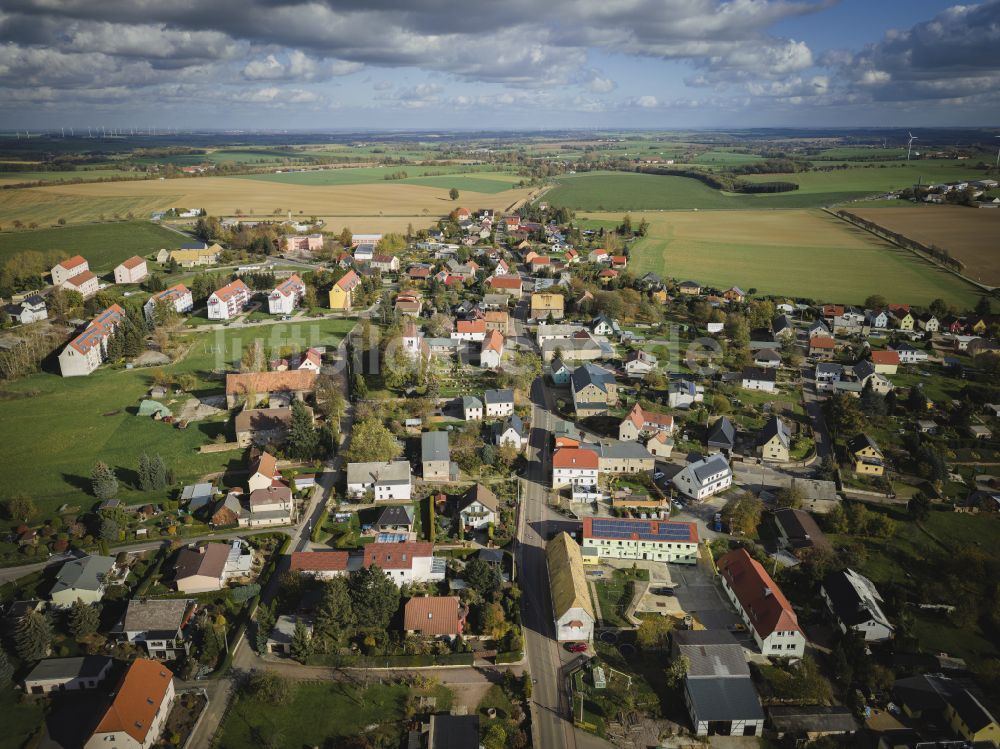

left=907, top=132, right=918, bottom=161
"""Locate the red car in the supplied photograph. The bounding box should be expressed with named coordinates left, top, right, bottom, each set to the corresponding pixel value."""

left=565, top=642, right=588, bottom=653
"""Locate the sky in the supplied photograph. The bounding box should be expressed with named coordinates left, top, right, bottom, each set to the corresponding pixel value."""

left=0, top=0, right=998, bottom=130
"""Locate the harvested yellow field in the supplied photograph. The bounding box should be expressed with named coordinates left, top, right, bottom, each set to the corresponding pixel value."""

left=2, top=177, right=532, bottom=231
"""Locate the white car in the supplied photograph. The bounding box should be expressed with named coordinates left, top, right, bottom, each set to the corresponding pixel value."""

left=653, top=471, right=665, bottom=480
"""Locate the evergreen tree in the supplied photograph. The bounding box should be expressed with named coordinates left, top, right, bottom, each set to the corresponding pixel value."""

left=352, top=373, right=368, bottom=399
left=290, top=620, right=313, bottom=663
left=313, top=577, right=354, bottom=648
left=150, top=454, right=168, bottom=489
left=287, top=400, right=319, bottom=461
left=348, top=566, right=400, bottom=630
left=105, top=327, right=123, bottom=361
left=255, top=603, right=276, bottom=654
left=15, top=610, right=51, bottom=662
left=91, top=461, right=118, bottom=500
left=138, top=453, right=153, bottom=491
left=0, top=648, right=13, bottom=685
left=99, top=518, right=119, bottom=542
left=68, top=599, right=100, bottom=638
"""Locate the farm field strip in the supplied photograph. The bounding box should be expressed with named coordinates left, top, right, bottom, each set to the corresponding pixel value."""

left=0, top=177, right=531, bottom=229
left=849, top=205, right=1000, bottom=287
left=581, top=209, right=984, bottom=307
left=227, top=163, right=508, bottom=187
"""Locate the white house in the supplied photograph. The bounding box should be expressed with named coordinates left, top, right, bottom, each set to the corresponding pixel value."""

left=173, top=543, right=230, bottom=594
left=143, top=284, right=193, bottom=322
left=462, top=395, right=484, bottom=421
left=50, top=555, right=116, bottom=607
left=624, top=350, right=657, bottom=378
left=493, top=414, right=527, bottom=451
left=583, top=517, right=698, bottom=564
left=456, top=484, right=498, bottom=531
left=547, top=532, right=595, bottom=642
left=207, top=279, right=251, bottom=320
left=114, top=256, right=149, bottom=284
left=4, top=294, right=47, bottom=325
left=345, top=460, right=412, bottom=501
left=22, top=656, right=113, bottom=695
left=718, top=549, right=806, bottom=657
left=552, top=447, right=600, bottom=500
left=85, top=659, right=175, bottom=749
left=668, top=379, right=705, bottom=409
left=815, top=362, right=843, bottom=391
left=480, top=330, right=504, bottom=368
left=268, top=274, right=306, bottom=315
left=120, top=599, right=192, bottom=660
left=62, top=270, right=100, bottom=299
left=483, top=388, right=514, bottom=418
left=672, top=454, right=732, bottom=500
left=363, top=542, right=445, bottom=585
left=890, top=343, right=929, bottom=364
left=821, top=568, right=894, bottom=643
left=741, top=367, right=776, bottom=392
left=51, top=255, right=90, bottom=286
left=247, top=452, right=278, bottom=493
left=58, top=305, right=125, bottom=377
left=244, top=485, right=294, bottom=527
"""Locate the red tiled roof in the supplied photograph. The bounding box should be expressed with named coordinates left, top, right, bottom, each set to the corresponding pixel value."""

left=91, top=659, right=173, bottom=744
left=336, top=269, right=361, bottom=291
left=58, top=254, right=87, bottom=270
left=273, top=274, right=304, bottom=297
left=120, top=255, right=146, bottom=270
left=822, top=305, right=844, bottom=317
left=809, top=336, right=835, bottom=349
left=482, top=330, right=504, bottom=352
left=252, top=451, right=277, bottom=479
left=212, top=279, right=250, bottom=302
left=871, top=351, right=900, bottom=365
left=490, top=276, right=522, bottom=290
left=457, top=320, right=486, bottom=334
left=64, top=269, right=97, bottom=286
left=598, top=269, right=618, bottom=278
left=290, top=551, right=349, bottom=572
left=68, top=304, right=125, bottom=354
left=404, top=596, right=464, bottom=636
left=552, top=447, right=598, bottom=470
left=717, top=548, right=802, bottom=640
left=364, top=542, right=434, bottom=570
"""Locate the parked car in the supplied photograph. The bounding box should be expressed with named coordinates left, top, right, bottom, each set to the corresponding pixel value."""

left=653, top=471, right=665, bottom=480
left=652, top=587, right=675, bottom=597
left=565, top=642, right=588, bottom=653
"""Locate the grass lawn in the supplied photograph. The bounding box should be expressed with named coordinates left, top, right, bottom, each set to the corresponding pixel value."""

left=580, top=209, right=983, bottom=307
left=0, top=317, right=354, bottom=514
left=0, top=687, right=45, bottom=749
left=592, top=570, right=641, bottom=628
left=217, top=680, right=451, bottom=748
left=0, top=221, right=187, bottom=272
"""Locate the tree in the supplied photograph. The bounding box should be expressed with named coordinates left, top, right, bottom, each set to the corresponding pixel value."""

left=775, top=484, right=804, bottom=510
left=15, top=610, right=51, bottom=662
left=0, top=648, right=13, bottom=685
left=449, top=188, right=460, bottom=201
left=479, top=602, right=509, bottom=640
left=344, top=419, right=402, bottom=463
left=908, top=491, right=931, bottom=521
left=151, top=297, right=180, bottom=328
left=721, top=493, right=762, bottom=536
left=464, top=557, right=502, bottom=597
left=68, top=599, right=100, bottom=638
left=313, top=577, right=355, bottom=648
left=348, top=566, right=400, bottom=630
left=290, top=620, right=313, bottom=663
left=352, top=373, right=368, bottom=399
left=99, top=517, right=119, bottom=542
left=255, top=603, right=276, bottom=653
left=482, top=724, right=506, bottom=749
left=2, top=495, right=36, bottom=522
left=864, top=294, right=887, bottom=310
left=287, top=399, right=319, bottom=461
left=636, top=615, right=674, bottom=650
left=665, top=655, right=689, bottom=688
left=91, top=461, right=118, bottom=501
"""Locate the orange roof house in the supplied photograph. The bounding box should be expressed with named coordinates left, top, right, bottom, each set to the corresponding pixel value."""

left=403, top=596, right=466, bottom=637
left=88, top=659, right=174, bottom=747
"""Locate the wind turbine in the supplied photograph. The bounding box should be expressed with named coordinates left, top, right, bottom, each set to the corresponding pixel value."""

left=907, top=132, right=918, bottom=161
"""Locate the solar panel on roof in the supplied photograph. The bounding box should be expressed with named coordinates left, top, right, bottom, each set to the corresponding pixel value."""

left=589, top=518, right=694, bottom=542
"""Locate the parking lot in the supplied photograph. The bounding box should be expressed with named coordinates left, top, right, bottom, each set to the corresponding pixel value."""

left=632, top=559, right=740, bottom=631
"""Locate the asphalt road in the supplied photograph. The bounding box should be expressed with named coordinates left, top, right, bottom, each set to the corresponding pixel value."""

left=800, top=364, right=832, bottom=463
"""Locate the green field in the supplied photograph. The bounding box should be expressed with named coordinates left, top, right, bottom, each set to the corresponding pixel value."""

left=740, top=161, right=987, bottom=196
left=229, top=164, right=512, bottom=188
left=544, top=164, right=990, bottom=212
left=690, top=150, right=762, bottom=166
left=0, top=318, right=354, bottom=512
left=217, top=681, right=451, bottom=748
left=583, top=209, right=984, bottom=307
left=0, top=221, right=186, bottom=271
left=401, top=173, right=520, bottom=193
left=812, top=146, right=909, bottom=160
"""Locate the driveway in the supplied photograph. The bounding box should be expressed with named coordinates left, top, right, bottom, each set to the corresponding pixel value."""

left=632, top=563, right=739, bottom=631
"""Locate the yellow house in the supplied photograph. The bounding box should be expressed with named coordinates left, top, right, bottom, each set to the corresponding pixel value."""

left=530, top=292, right=564, bottom=321
left=329, top=269, right=360, bottom=310
left=849, top=433, right=884, bottom=476
left=891, top=310, right=915, bottom=330
left=969, top=317, right=988, bottom=335
left=945, top=690, right=1000, bottom=744
left=169, top=243, right=223, bottom=267
left=652, top=289, right=668, bottom=304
